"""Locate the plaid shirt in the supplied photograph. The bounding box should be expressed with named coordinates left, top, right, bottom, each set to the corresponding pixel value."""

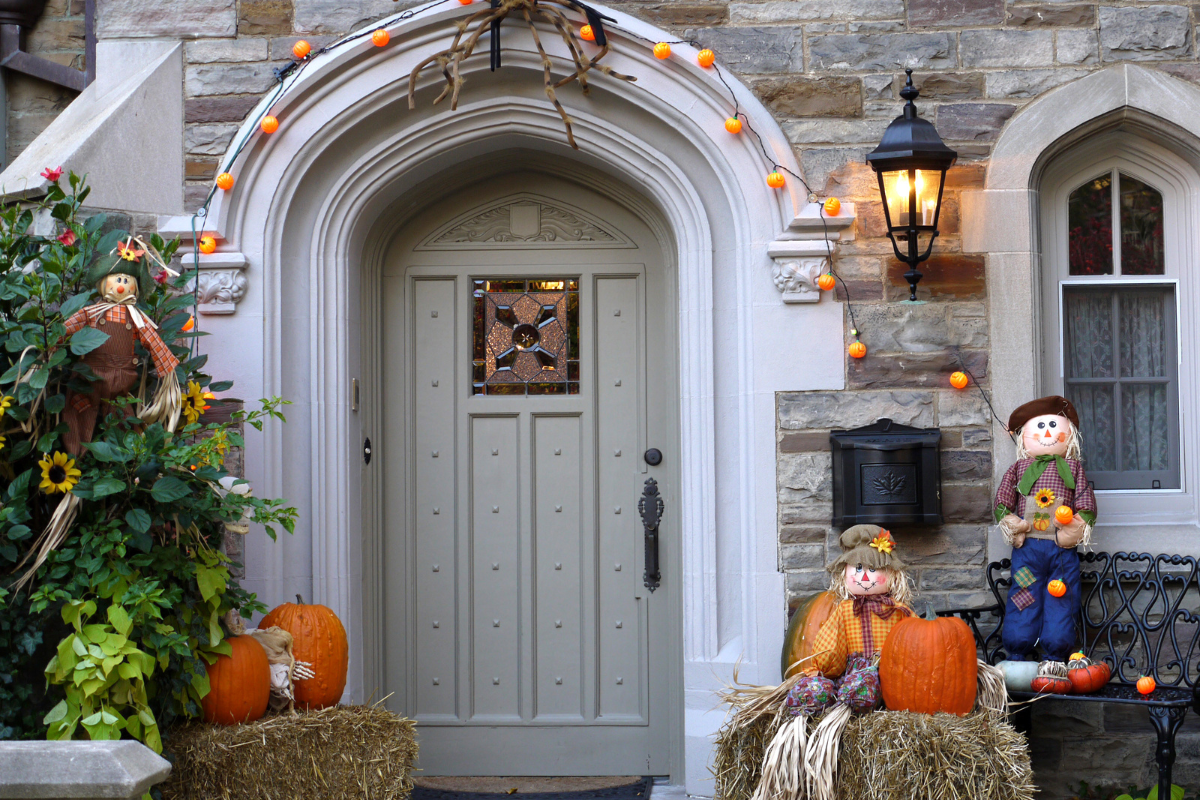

left=994, top=456, right=1098, bottom=526
left=811, top=597, right=911, bottom=678
left=64, top=305, right=179, bottom=378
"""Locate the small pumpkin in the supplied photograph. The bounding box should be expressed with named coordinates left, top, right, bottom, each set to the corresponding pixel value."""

left=201, top=635, right=271, bottom=725
left=1048, top=579, right=1067, bottom=598
left=260, top=115, right=279, bottom=134
left=848, top=341, right=867, bottom=359
left=1030, top=675, right=1072, bottom=694
left=766, top=172, right=785, bottom=189
left=697, top=48, right=715, bottom=67
left=997, top=659, right=1039, bottom=692
left=292, top=40, right=311, bottom=59
left=579, top=24, right=595, bottom=41
left=780, top=590, right=839, bottom=679
left=725, top=118, right=742, bottom=135
left=216, top=172, right=234, bottom=191
left=1138, top=675, right=1157, bottom=695
left=371, top=29, right=390, bottom=47
left=823, top=197, right=841, bottom=216
left=653, top=42, right=671, bottom=59
left=880, top=606, right=977, bottom=716
left=817, top=274, right=836, bottom=292
left=198, top=236, right=217, bottom=255
left=1066, top=654, right=1112, bottom=694
left=261, top=594, right=349, bottom=709
left=950, top=371, right=968, bottom=390
left=1055, top=505, right=1075, bottom=526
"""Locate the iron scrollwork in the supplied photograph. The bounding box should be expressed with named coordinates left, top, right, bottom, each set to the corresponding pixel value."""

left=639, top=478, right=664, bottom=592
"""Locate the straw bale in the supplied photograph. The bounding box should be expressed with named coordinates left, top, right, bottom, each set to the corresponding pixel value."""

left=159, top=704, right=417, bottom=800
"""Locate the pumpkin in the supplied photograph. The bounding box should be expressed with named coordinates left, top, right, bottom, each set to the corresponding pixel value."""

left=950, top=371, right=968, bottom=389
left=260, top=115, right=279, bottom=134
left=725, top=118, right=742, bottom=134
left=1066, top=654, right=1111, bottom=694
left=292, top=40, right=311, bottom=59
left=261, top=594, right=349, bottom=709
left=198, top=236, right=217, bottom=255
left=697, top=48, right=715, bottom=67
left=1055, top=505, right=1075, bottom=525
left=1030, top=675, right=1072, bottom=694
left=879, top=607, right=977, bottom=715
left=653, top=42, right=671, bottom=59
left=372, top=29, right=390, bottom=47
left=1137, top=675, right=1156, bottom=695
left=780, top=590, right=839, bottom=679
left=848, top=341, right=867, bottom=359
left=579, top=24, right=595, bottom=41
left=817, top=274, right=836, bottom=292
left=766, top=172, right=785, bottom=189
left=1048, top=579, right=1067, bottom=598
left=997, top=659, right=1039, bottom=692
left=823, top=197, right=841, bottom=216
left=216, top=172, right=234, bottom=191
left=201, top=635, right=271, bottom=725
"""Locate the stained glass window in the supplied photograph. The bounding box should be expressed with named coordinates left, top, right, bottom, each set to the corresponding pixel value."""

left=472, top=279, right=580, bottom=396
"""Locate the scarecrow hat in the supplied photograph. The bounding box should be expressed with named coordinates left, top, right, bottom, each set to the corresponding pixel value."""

left=84, top=242, right=154, bottom=298
left=1007, top=395, right=1080, bottom=433
left=829, top=524, right=907, bottom=573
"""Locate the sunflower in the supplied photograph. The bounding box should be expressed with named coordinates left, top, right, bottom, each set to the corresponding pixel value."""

left=180, top=380, right=210, bottom=425
left=1033, top=488, right=1056, bottom=508
left=0, top=433, right=6, bottom=452
left=39, top=452, right=81, bottom=494
left=0, top=395, right=12, bottom=417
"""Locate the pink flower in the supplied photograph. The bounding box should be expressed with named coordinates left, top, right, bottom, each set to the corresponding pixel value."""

left=40, top=166, right=63, bottom=182
left=57, top=229, right=76, bottom=247
left=153, top=269, right=168, bottom=285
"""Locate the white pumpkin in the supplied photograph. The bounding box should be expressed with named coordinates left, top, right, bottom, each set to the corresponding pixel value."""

left=998, top=660, right=1039, bottom=692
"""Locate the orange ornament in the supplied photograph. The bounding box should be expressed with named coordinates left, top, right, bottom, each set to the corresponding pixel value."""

left=1048, top=579, right=1067, bottom=598
left=1138, top=675, right=1156, bottom=695
left=372, top=28, right=390, bottom=46
left=181, top=315, right=195, bottom=332
left=817, top=274, right=836, bottom=291
left=725, top=117, right=742, bottom=134
left=459, top=0, right=473, bottom=4
left=216, top=172, right=234, bottom=191
left=653, top=42, right=671, bottom=59
left=697, top=48, right=715, bottom=67
left=261, top=595, right=349, bottom=710
left=766, top=171, right=785, bottom=189
left=823, top=197, right=841, bottom=216
left=201, top=635, right=271, bottom=726
left=950, top=371, right=969, bottom=389
left=849, top=341, right=867, bottom=359
left=292, top=40, right=311, bottom=59
left=580, top=24, right=595, bottom=41
left=198, top=236, right=217, bottom=254
left=1055, top=505, right=1075, bottom=526
left=260, top=115, right=279, bottom=134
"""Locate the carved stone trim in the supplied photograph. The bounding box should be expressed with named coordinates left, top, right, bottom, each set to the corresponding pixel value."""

left=180, top=252, right=248, bottom=315
left=771, top=257, right=826, bottom=304
left=417, top=192, right=633, bottom=249
left=767, top=202, right=857, bottom=304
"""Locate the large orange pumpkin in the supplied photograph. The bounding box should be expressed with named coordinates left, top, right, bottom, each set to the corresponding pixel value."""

left=261, top=595, right=348, bottom=709
left=880, top=607, right=977, bottom=715
left=780, top=591, right=839, bottom=679
left=201, top=635, right=271, bottom=725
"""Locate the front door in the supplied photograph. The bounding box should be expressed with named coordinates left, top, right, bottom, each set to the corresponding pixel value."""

left=382, top=172, right=675, bottom=775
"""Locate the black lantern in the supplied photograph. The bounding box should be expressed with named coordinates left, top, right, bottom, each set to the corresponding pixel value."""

left=867, top=69, right=958, bottom=302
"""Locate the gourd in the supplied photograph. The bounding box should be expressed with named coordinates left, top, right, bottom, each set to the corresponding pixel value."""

left=879, top=607, right=978, bottom=715
left=997, top=659, right=1039, bottom=692
left=1030, top=660, right=1072, bottom=695
left=780, top=591, right=839, bottom=679
left=201, top=635, right=271, bottom=725
left=1066, top=654, right=1112, bottom=694
left=261, top=595, right=349, bottom=709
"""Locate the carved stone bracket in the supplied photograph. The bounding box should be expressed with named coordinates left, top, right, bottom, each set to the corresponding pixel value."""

left=767, top=201, right=856, bottom=304
left=181, top=251, right=248, bottom=315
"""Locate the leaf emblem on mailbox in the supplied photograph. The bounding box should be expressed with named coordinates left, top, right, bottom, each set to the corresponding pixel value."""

left=872, top=471, right=908, bottom=498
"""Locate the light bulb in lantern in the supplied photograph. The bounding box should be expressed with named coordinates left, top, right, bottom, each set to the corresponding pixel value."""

left=888, top=169, right=934, bottom=227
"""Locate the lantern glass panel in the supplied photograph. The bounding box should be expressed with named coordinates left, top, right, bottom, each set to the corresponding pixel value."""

left=881, top=169, right=940, bottom=229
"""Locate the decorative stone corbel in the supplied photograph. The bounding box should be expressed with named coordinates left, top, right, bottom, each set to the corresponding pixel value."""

left=181, top=251, right=247, bottom=315
left=767, top=201, right=856, bottom=304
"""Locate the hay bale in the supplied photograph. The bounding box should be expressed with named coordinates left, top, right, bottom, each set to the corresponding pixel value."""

left=159, top=704, right=417, bottom=800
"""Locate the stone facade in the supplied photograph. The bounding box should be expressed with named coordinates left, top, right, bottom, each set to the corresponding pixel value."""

left=6, top=0, right=86, bottom=165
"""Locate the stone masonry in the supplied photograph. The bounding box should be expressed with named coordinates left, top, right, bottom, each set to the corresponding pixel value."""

left=10, top=0, right=1196, bottom=795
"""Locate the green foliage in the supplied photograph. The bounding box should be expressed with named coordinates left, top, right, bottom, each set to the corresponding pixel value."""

left=1072, top=781, right=1194, bottom=800
left=0, top=174, right=297, bottom=748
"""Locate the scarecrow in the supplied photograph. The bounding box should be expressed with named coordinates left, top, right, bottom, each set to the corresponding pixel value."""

left=61, top=238, right=182, bottom=455
left=994, top=395, right=1097, bottom=666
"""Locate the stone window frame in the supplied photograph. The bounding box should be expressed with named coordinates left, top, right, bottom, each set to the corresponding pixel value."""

left=1039, top=133, right=1192, bottom=505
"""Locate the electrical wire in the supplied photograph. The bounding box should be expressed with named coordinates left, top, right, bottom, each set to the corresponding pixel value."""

left=953, top=351, right=1015, bottom=442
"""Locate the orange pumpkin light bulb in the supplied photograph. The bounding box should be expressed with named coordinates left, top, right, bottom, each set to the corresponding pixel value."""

left=292, top=40, right=311, bottom=59
left=1047, top=579, right=1067, bottom=598
left=725, top=117, right=742, bottom=134
left=823, top=197, right=841, bottom=216
left=1055, top=505, right=1075, bottom=526
left=950, top=371, right=969, bottom=389
left=181, top=315, right=195, bottom=332
left=1137, top=675, right=1156, bottom=695
left=372, top=28, right=390, bottom=46
left=848, top=341, right=867, bottom=359
left=198, top=236, right=217, bottom=254
left=260, top=115, right=279, bottom=134
left=653, top=42, right=671, bottom=59
left=766, top=171, right=785, bottom=189
left=817, top=274, right=836, bottom=291
left=580, top=24, right=595, bottom=41
left=697, top=48, right=715, bottom=67
left=216, top=172, right=234, bottom=191
left=459, top=0, right=473, bottom=4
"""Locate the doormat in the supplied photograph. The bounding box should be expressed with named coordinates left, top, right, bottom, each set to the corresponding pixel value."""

left=412, top=776, right=653, bottom=800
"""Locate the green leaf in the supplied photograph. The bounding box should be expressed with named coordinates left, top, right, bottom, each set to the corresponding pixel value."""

left=209, top=380, right=233, bottom=392
left=196, top=566, right=224, bottom=603
left=84, top=440, right=131, bottom=463
left=69, top=327, right=109, bottom=356
left=45, top=393, right=66, bottom=414
left=42, top=699, right=69, bottom=725
left=59, top=291, right=90, bottom=318
left=91, top=476, right=125, bottom=498
left=125, top=508, right=151, bottom=533
left=107, top=604, right=132, bottom=637
left=151, top=475, right=189, bottom=503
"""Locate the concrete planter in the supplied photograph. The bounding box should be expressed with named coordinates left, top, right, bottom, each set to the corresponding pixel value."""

left=0, top=741, right=171, bottom=800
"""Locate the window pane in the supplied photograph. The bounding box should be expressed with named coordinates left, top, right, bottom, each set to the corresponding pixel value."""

left=1121, top=384, right=1171, bottom=472
left=1119, top=291, right=1168, bottom=378
left=1067, top=385, right=1117, bottom=472
left=1119, top=174, right=1164, bottom=275
left=472, top=278, right=578, bottom=396
left=1064, top=289, right=1113, bottom=378
left=1068, top=174, right=1114, bottom=275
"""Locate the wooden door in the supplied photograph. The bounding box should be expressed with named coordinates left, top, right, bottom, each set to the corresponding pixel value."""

left=382, top=174, right=675, bottom=775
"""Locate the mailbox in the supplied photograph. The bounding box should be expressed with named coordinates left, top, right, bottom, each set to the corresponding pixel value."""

left=830, top=418, right=942, bottom=527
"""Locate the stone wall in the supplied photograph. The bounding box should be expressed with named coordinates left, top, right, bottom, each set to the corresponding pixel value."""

left=6, top=0, right=86, bottom=165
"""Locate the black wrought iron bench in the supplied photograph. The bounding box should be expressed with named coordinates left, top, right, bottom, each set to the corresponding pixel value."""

left=939, top=552, right=1200, bottom=800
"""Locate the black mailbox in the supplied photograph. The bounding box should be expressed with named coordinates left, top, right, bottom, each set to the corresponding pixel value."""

left=830, top=418, right=942, bottom=527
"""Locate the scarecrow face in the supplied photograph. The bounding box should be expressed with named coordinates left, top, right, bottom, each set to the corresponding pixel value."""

left=844, top=563, right=889, bottom=597
left=100, top=273, right=137, bottom=302
left=1021, top=413, right=1071, bottom=457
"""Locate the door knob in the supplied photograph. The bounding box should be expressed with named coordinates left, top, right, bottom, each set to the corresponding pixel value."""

left=644, top=448, right=662, bottom=466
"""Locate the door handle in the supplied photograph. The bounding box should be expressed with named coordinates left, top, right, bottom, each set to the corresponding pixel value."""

left=639, top=478, right=663, bottom=592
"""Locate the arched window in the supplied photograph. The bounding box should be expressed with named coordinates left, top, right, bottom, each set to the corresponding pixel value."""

left=1041, top=131, right=1196, bottom=523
